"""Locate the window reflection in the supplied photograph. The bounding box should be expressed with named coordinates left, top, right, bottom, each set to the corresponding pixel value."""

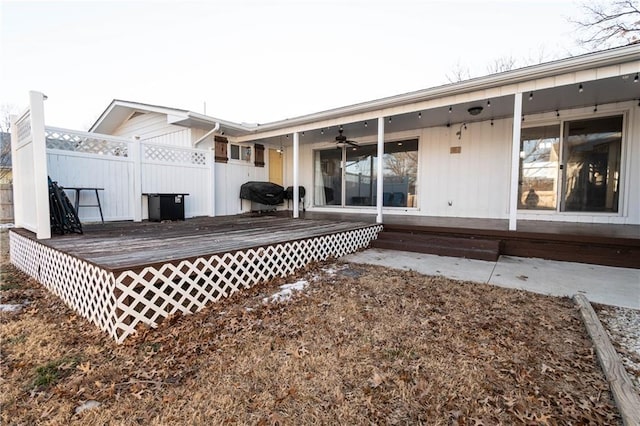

left=314, top=139, right=418, bottom=208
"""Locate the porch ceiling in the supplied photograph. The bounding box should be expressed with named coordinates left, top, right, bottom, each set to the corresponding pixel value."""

left=255, top=73, right=639, bottom=147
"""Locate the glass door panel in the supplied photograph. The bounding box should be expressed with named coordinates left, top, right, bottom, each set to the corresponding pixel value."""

left=314, top=149, right=342, bottom=206
left=345, top=144, right=377, bottom=206
left=519, top=125, right=560, bottom=210
left=562, top=116, right=622, bottom=212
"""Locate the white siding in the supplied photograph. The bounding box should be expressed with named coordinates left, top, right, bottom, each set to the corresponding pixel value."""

left=112, top=112, right=192, bottom=147
left=295, top=101, right=640, bottom=224
left=215, top=161, right=269, bottom=216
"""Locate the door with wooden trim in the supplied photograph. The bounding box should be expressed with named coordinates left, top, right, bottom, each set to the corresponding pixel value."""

left=269, top=149, right=283, bottom=186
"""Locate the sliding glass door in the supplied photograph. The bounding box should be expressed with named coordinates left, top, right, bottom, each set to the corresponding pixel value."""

left=562, top=116, right=622, bottom=212
left=520, top=115, right=623, bottom=213
left=314, top=139, right=418, bottom=208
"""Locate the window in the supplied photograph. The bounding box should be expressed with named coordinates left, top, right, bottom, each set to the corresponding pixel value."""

left=230, top=144, right=251, bottom=162
left=519, top=125, right=560, bottom=210
left=314, top=139, right=418, bottom=208
left=563, top=116, right=622, bottom=212
left=519, top=115, right=623, bottom=213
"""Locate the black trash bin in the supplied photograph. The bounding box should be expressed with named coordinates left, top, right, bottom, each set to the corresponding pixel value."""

left=147, top=193, right=188, bottom=221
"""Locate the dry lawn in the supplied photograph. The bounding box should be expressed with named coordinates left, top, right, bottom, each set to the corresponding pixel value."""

left=0, top=230, right=620, bottom=425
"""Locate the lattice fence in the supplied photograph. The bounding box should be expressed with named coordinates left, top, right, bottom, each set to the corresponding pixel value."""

left=9, top=225, right=382, bottom=343
left=16, top=113, right=31, bottom=143
left=9, top=231, right=119, bottom=340
left=143, top=144, right=208, bottom=165
left=46, top=128, right=129, bottom=157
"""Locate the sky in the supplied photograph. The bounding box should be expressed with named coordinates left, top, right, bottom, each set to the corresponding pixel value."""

left=1, top=0, right=591, bottom=130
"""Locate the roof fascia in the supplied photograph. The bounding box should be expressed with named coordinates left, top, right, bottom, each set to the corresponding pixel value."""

left=237, top=45, right=640, bottom=137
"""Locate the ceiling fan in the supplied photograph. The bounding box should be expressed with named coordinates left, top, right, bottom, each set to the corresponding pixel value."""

left=335, top=128, right=358, bottom=148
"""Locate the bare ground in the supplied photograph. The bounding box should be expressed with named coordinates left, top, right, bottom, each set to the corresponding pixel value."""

left=0, top=230, right=622, bottom=425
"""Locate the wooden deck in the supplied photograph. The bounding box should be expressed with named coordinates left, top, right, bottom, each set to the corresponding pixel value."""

left=9, top=215, right=382, bottom=343
left=298, top=211, right=640, bottom=268
left=13, top=215, right=375, bottom=272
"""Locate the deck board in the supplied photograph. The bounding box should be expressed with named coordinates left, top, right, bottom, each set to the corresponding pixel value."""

left=15, top=216, right=375, bottom=272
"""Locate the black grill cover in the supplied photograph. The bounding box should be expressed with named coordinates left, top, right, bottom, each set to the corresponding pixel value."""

left=240, top=181, right=285, bottom=205
left=284, top=186, right=306, bottom=200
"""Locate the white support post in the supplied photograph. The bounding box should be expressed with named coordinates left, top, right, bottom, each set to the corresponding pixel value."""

left=376, top=117, right=385, bottom=224
left=209, top=147, right=216, bottom=217
left=293, top=132, right=300, bottom=218
left=131, top=138, right=142, bottom=222
left=30, top=91, right=51, bottom=239
left=509, top=93, right=523, bottom=231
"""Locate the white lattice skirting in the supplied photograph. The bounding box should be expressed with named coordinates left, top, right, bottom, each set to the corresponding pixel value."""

left=10, top=225, right=382, bottom=343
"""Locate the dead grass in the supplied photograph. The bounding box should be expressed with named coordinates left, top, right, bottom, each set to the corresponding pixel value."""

left=0, top=230, right=620, bottom=425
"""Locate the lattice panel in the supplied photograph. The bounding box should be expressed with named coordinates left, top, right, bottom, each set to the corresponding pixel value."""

left=112, top=225, right=382, bottom=342
left=46, top=129, right=129, bottom=157
left=16, top=114, right=31, bottom=143
left=9, top=231, right=119, bottom=340
left=143, top=144, right=208, bottom=165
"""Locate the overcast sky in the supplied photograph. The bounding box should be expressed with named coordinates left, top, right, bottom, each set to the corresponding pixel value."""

left=1, top=0, right=590, bottom=130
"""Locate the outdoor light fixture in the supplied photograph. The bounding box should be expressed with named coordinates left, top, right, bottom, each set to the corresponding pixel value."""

left=490, top=119, right=494, bottom=126
left=635, top=73, right=639, bottom=83
left=456, top=123, right=467, bottom=140
left=579, top=83, right=584, bottom=93
left=594, top=104, right=598, bottom=112
left=321, top=129, right=324, bottom=135
left=487, top=100, right=491, bottom=107
left=529, top=92, right=533, bottom=101
left=364, top=121, right=368, bottom=127
left=388, top=117, right=392, bottom=123
left=467, top=106, right=483, bottom=116
left=418, top=111, right=422, bottom=118
left=448, top=106, right=452, bottom=113
left=522, top=115, right=525, bottom=122
left=556, top=109, right=560, bottom=117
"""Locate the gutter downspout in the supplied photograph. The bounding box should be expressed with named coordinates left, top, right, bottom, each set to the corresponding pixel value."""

left=193, top=122, right=221, bottom=146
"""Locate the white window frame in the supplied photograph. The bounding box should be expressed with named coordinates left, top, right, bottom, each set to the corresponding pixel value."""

left=229, top=143, right=252, bottom=163
left=518, top=105, right=629, bottom=218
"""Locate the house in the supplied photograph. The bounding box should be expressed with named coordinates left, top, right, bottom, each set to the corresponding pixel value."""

left=92, top=44, right=640, bottom=228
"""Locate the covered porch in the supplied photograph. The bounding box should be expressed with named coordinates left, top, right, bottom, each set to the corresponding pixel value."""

left=235, top=46, right=639, bottom=233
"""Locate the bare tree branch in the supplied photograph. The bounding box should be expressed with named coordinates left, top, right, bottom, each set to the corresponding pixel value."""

left=572, top=1, right=640, bottom=48
left=446, top=61, right=471, bottom=83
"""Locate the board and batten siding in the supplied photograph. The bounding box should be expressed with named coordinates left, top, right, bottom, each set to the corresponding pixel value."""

left=295, top=100, right=640, bottom=225
left=215, top=161, right=269, bottom=216
left=112, top=112, right=192, bottom=148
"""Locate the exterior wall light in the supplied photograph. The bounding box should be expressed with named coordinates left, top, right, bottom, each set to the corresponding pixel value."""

left=467, top=106, right=483, bottom=116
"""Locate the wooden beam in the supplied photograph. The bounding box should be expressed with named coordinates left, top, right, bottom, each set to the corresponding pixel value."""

left=574, top=294, right=640, bottom=426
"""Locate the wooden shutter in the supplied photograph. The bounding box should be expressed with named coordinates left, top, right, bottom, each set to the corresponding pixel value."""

left=214, top=136, right=228, bottom=163
left=254, top=144, right=265, bottom=167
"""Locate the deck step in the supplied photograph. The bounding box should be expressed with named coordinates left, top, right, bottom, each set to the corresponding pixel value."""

left=371, top=231, right=500, bottom=261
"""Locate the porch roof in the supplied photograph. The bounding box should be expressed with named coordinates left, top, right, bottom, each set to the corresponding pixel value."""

left=89, top=45, right=639, bottom=144
left=235, top=44, right=639, bottom=145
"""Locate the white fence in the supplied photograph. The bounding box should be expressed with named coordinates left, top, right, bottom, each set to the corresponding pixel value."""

left=11, top=92, right=214, bottom=238
left=46, top=127, right=213, bottom=223
left=10, top=92, right=50, bottom=238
